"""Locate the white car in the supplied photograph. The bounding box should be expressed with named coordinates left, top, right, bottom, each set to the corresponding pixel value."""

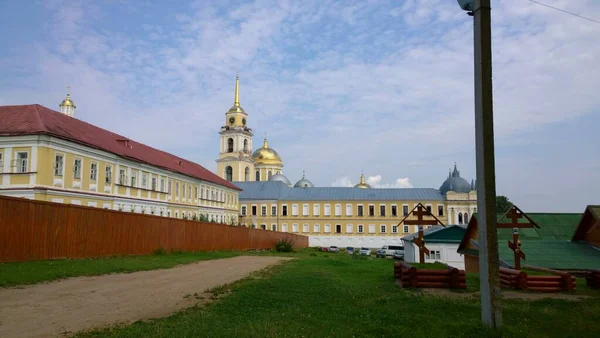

left=328, top=246, right=339, bottom=253
left=359, top=247, right=371, bottom=256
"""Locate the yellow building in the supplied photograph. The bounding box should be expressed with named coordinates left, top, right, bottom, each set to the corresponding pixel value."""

left=0, top=94, right=241, bottom=223
left=215, top=77, right=478, bottom=248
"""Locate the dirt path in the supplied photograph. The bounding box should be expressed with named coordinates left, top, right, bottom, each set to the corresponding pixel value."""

left=0, top=256, right=291, bottom=338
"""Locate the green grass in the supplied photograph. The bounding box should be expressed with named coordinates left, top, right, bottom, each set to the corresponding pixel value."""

left=77, top=251, right=600, bottom=338
left=0, top=251, right=239, bottom=287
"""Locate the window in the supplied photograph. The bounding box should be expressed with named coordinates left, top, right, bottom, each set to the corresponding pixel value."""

left=392, top=225, right=398, bottom=233
left=105, top=166, right=112, bottom=184
left=346, top=224, right=353, bottom=233
left=358, top=225, right=364, bottom=233
left=346, top=204, right=352, bottom=216
left=458, top=213, right=463, bottom=224
left=0, top=152, right=3, bottom=173
left=160, top=178, right=165, bottom=192
left=255, top=171, right=260, bottom=181
left=403, top=205, right=409, bottom=216
left=368, top=205, right=375, bottom=216
left=282, top=224, right=289, bottom=232
left=225, top=166, right=233, bottom=181
left=380, top=225, right=387, bottom=233
left=335, top=204, right=341, bottom=216
left=54, top=154, right=64, bottom=176
left=324, top=224, right=331, bottom=233
left=16, top=152, right=28, bottom=173
left=380, top=205, right=386, bottom=217
left=175, top=182, right=179, bottom=197
left=292, top=224, right=299, bottom=233
left=131, top=171, right=137, bottom=187
left=261, top=205, right=267, bottom=216
left=168, top=180, right=172, bottom=194
left=292, top=204, right=298, bottom=216
left=227, top=138, right=234, bottom=152
left=368, top=224, right=376, bottom=233
left=142, top=173, right=148, bottom=189
left=303, top=224, right=309, bottom=233
left=427, top=250, right=441, bottom=260
left=241, top=206, right=247, bottom=216
left=464, top=213, right=469, bottom=223
left=426, top=205, right=432, bottom=214
left=324, top=204, right=331, bottom=216
left=152, top=177, right=157, bottom=190
left=195, top=187, right=198, bottom=199
left=357, top=205, right=364, bottom=216
left=282, top=205, right=288, bottom=216
left=438, top=205, right=444, bottom=217
left=119, top=169, right=126, bottom=185
left=261, top=224, right=267, bottom=230
left=391, top=205, right=397, bottom=217
left=90, top=162, right=97, bottom=181
left=252, top=205, right=257, bottom=216
left=271, top=205, right=277, bottom=216
left=335, top=224, right=342, bottom=233
left=243, top=139, right=248, bottom=152
left=314, top=224, right=320, bottom=233
left=245, top=167, right=250, bottom=181
left=271, top=224, right=277, bottom=231
left=403, top=225, right=409, bottom=233
left=302, top=204, right=309, bottom=216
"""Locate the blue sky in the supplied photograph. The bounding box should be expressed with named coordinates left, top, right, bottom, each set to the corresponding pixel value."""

left=1, top=0, right=599, bottom=212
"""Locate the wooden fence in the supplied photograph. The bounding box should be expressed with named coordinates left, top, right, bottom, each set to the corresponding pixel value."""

left=500, top=265, right=576, bottom=293
left=393, top=262, right=467, bottom=289
left=0, top=195, right=308, bottom=262
left=586, top=270, right=600, bottom=289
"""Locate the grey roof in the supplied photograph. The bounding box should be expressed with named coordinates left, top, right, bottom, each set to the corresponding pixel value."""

left=269, top=173, right=291, bottom=186
left=234, top=181, right=290, bottom=200
left=439, top=164, right=472, bottom=195
left=294, top=178, right=314, bottom=188
left=234, top=181, right=444, bottom=201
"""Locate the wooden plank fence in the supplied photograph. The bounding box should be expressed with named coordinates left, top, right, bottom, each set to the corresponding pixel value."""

left=586, top=270, right=600, bottom=289
left=393, top=261, right=467, bottom=289
left=500, top=265, right=576, bottom=293
left=0, top=195, right=308, bottom=262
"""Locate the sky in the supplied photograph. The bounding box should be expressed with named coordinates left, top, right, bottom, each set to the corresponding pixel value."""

left=0, top=0, right=599, bottom=212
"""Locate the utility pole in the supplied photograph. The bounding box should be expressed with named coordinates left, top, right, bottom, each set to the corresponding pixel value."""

left=472, top=0, right=502, bottom=328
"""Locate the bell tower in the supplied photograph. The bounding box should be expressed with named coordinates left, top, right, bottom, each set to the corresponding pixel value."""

left=216, top=75, right=255, bottom=182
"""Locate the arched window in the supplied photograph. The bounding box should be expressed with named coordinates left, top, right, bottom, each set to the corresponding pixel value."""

left=225, top=166, right=233, bottom=182
left=243, top=139, right=248, bottom=152
left=268, top=171, right=272, bottom=179
left=244, top=167, right=249, bottom=181
left=464, top=212, right=469, bottom=223
left=255, top=170, right=260, bottom=181
left=458, top=213, right=463, bottom=224
left=227, top=138, right=234, bottom=153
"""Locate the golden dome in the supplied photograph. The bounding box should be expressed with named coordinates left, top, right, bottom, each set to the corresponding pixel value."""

left=59, top=93, right=76, bottom=108
left=252, top=135, right=282, bottom=165
left=354, top=173, right=371, bottom=189
left=227, top=75, right=246, bottom=114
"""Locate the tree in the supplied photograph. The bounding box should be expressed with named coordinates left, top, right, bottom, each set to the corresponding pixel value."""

left=496, top=195, right=513, bottom=214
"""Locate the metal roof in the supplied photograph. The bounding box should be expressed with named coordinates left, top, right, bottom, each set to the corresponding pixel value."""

left=497, top=240, right=600, bottom=270
left=402, top=225, right=466, bottom=243
left=234, top=181, right=445, bottom=201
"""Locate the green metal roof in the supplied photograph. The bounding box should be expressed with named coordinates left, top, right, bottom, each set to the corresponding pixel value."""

left=498, top=240, right=600, bottom=270
left=473, top=212, right=582, bottom=240
left=402, top=225, right=466, bottom=243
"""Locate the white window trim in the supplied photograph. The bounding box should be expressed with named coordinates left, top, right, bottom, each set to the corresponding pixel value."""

left=391, top=204, right=398, bottom=217
left=90, top=161, right=98, bottom=181
left=392, top=225, right=398, bottom=234
left=357, top=204, right=364, bottom=216
left=261, top=204, right=267, bottom=216
left=368, top=224, right=376, bottom=234
left=282, top=204, right=288, bottom=216
left=282, top=224, right=289, bottom=232
left=292, top=223, right=299, bottom=233
left=14, top=151, right=29, bottom=173
left=271, top=224, right=277, bottom=231
left=54, top=153, right=65, bottom=177
left=379, top=204, right=386, bottom=217
left=105, top=165, right=113, bottom=184
left=271, top=204, right=277, bottom=216
left=402, top=204, right=409, bottom=216
left=302, top=223, right=309, bottom=233
left=358, top=224, right=364, bottom=233
left=302, top=204, right=309, bottom=216
left=334, top=204, right=342, bottom=216
left=314, top=224, right=320, bottom=233
left=346, top=224, right=353, bottom=233
left=426, top=204, right=433, bottom=214
left=0, top=151, right=3, bottom=174
left=292, top=204, right=299, bottom=216
left=324, top=224, right=331, bottom=233
left=368, top=204, right=375, bottom=216
left=313, top=204, right=320, bottom=216
left=241, top=205, right=247, bottom=216
left=345, top=204, right=352, bottom=216
left=403, top=225, right=409, bottom=233
left=437, top=204, right=445, bottom=217
left=380, top=224, right=387, bottom=233
left=324, top=204, right=331, bottom=216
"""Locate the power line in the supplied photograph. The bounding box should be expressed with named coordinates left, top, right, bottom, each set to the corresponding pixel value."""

left=527, top=0, right=600, bottom=25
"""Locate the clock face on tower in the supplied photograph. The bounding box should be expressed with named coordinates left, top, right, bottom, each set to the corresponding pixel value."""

left=242, top=118, right=247, bottom=126
left=229, top=117, right=235, bottom=124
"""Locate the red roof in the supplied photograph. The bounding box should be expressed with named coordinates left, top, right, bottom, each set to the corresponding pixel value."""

left=0, top=104, right=241, bottom=191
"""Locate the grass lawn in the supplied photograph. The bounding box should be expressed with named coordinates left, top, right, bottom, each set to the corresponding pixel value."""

left=76, top=250, right=600, bottom=338
left=0, top=251, right=239, bottom=287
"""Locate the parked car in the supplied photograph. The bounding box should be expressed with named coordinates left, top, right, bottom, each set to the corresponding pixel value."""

left=376, top=249, right=387, bottom=258
left=328, top=246, right=339, bottom=253
left=359, top=247, right=371, bottom=256
left=346, top=246, right=355, bottom=254
left=320, top=247, right=329, bottom=252
left=392, top=250, right=405, bottom=261
left=380, top=245, right=404, bottom=257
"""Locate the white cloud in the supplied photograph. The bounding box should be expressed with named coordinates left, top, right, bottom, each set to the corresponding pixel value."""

left=331, top=176, right=354, bottom=188
left=331, top=175, right=413, bottom=188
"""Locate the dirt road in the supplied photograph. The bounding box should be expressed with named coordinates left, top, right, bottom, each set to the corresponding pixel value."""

left=0, top=256, right=291, bottom=338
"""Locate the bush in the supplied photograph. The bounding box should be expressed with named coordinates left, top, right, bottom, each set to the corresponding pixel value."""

left=153, top=248, right=167, bottom=255
left=275, top=238, right=294, bottom=252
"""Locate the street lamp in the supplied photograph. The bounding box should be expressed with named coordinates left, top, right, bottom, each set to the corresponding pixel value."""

left=457, top=0, right=502, bottom=328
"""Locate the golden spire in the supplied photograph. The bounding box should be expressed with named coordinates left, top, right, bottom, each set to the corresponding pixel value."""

left=360, top=172, right=366, bottom=185
left=263, top=132, right=268, bottom=148
left=234, top=74, right=240, bottom=107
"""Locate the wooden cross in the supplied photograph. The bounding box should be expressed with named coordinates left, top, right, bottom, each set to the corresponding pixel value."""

left=412, top=225, right=430, bottom=264
left=399, top=203, right=443, bottom=264
left=508, top=227, right=526, bottom=270
left=497, top=205, right=537, bottom=228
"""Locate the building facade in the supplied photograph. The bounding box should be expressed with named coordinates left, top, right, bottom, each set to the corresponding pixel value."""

left=0, top=97, right=241, bottom=223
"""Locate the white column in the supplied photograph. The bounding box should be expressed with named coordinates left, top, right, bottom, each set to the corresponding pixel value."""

left=2, top=147, right=12, bottom=185
left=447, top=206, right=452, bottom=225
